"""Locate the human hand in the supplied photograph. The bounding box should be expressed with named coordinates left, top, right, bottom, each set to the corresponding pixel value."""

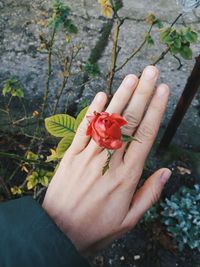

left=42, top=66, right=171, bottom=254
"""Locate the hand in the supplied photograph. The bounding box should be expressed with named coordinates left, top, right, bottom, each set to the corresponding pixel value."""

left=42, top=66, right=171, bottom=254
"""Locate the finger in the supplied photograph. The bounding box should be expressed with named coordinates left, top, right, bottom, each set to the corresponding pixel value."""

left=124, top=84, right=170, bottom=168
left=106, top=74, right=138, bottom=114
left=122, top=66, right=159, bottom=136
left=86, top=74, right=138, bottom=154
left=122, top=168, right=172, bottom=228
left=70, top=92, right=107, bottom=154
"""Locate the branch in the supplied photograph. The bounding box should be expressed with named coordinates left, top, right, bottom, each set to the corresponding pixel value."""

left=0, top=151, right=49, bottom=167
left=107, top=18, right=124, bottom=97
left=52, top=46, right=82, bottom=114
left=115, top=24, right=154, bottom=72
left=41, top=27, right=56, bottom=118
left=151, top=47, right=170, bottom=66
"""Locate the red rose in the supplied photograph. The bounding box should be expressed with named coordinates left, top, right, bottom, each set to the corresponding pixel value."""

left=86, top=111, right=127, bottom=150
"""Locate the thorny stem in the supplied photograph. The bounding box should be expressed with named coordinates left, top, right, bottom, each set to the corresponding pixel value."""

left=41, top=27, right=56, bottom=118
left=52, top=46, right=81, bottom=114
left=137, top=13, right=183, bottom=76
left=107, top=18, right=124, bottom=98
left=29, top=27, right=56, bottom=150
left=151, top=47, right=170, bottom=66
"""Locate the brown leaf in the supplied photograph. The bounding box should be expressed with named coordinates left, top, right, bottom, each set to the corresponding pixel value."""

left=177, top=166, right=192, bottom=175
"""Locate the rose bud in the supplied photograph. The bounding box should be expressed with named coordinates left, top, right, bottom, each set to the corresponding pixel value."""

left=86, top=111, right=127, bottom=150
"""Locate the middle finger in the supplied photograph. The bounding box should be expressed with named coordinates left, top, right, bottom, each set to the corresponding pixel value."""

left=122, top=65, right=159, bottom=136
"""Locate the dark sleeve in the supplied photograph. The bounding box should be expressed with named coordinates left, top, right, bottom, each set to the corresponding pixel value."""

left=0, top=197, right=91, bottom=267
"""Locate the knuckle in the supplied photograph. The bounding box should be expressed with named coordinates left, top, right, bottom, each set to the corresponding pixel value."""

left=137, top=124, right=156, bottom=141
left=123, top=112, right=140, bottom=134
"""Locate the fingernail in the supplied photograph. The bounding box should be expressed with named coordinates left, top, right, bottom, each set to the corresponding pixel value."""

left=160, top=169, right=172, bottom=185
left=156, top=84, right=169, bottom=98
left=96, top=92, right=105, bottom=103
left=143, top=66, right=158, bottom=80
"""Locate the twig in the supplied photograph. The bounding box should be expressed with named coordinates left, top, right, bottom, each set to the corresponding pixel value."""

left=170, top=13, right=182, bottom=28
left=0, top=151, right=49, bottom=167
left=107, top=18, right=124, bottom=97
left=41, top=27, right=56, bottom=118
left=52, top=46, right=82, bottom=114
left=173, top=55, right=183, bottom=70
left=115, top=24, right=154, bottom=72
left=34, top=186, right=47, bottom=200
left=151, top=47, right=170, bottom=66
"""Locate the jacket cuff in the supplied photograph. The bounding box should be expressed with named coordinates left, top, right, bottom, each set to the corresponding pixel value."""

left=0, top=197, right=90, bottom=267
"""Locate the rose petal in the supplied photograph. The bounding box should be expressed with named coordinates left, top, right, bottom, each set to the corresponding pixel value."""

left=110, top=113, right=127, bottom=126
left=107, top=122, right=121, bottom=139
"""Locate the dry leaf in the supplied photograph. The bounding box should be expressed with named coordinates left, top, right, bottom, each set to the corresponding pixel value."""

left=177, top=166, right=192, bottom=175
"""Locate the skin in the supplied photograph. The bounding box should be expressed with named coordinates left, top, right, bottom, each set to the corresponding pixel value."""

left=42, top=65, right=172, bottom=254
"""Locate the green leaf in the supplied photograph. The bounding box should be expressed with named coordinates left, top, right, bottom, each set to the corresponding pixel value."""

left=27, top=175, right=38, bottom=190
left=170, top=45, right=180, bottom=55
left=56, top=133, right=75, bottom=158
left=45, top=114, right=76, bottom=137
left=83, top=61, right=100, bottom=77
left=174, top=37, right=182, bottom=49
left=2, top=78, right=24, bottom=98
left=155, top=19, right=164, bottom=29
left=40, top=176, right=50, bottom=187
left=146, top=34, right=154, bottom=46
left=179, top=45, right=192, bottom=60
left=122, top=135, right=141, bottom=143
left=11, top=186, right=23, bottom=195
left=64, top=19, right=78, bottom=34
left=2, top=84, right=11, bottom=96
left=26, top=151, right=39, bottom=161
left=160, top=28, right=171, bottom=43
left=184, top=30, right=198, bottom=43
left=75, top=106, right=89, bottom=131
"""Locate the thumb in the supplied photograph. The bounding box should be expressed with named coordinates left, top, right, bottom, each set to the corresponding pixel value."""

left=122, top=168, right=172, bottom=228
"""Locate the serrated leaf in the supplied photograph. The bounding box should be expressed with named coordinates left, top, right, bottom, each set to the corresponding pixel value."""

left=170, top=45, right=180, bottom=55
left=75, top=106, right=89, bottom=130
left=45, top=114, right=76, bottom=137
left=56, top=133, right=75, bottom=158
left=179, top=45, right=192, bottom=60
left=64, top=19, right=78, bottom=34
left=184, top=30, right=198, bottom=43
left=160, top=28, right=171, bottom=43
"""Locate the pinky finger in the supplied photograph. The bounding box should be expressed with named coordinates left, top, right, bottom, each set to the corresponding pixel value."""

left=122, top=168, right=172, bottom=228
left=70, top=92, right=107, bottom=154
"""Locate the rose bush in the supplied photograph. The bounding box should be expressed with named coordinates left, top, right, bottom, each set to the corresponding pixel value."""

left=86, top=111, right=127, bottom=149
